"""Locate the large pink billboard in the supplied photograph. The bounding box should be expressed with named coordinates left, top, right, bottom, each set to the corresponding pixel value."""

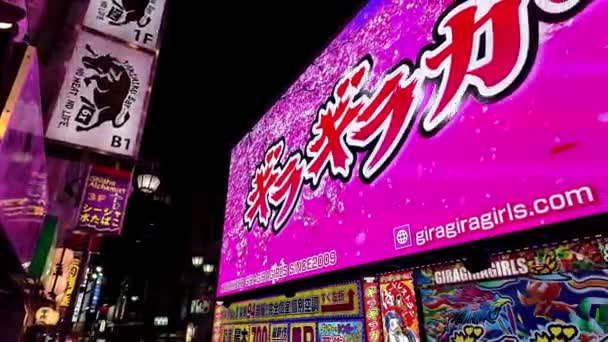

left=218, top=0, right=608, bottom=296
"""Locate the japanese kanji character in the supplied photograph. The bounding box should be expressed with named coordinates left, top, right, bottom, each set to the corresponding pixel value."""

left=311, top=296, right=320, bottom=313
left=100, top=1, right=108, bottom=9
left=90, top=215, right=100, bottom=224
left=101, top=209, right=112, bottom=226
left=80, top=213, right=91, bottom=223
left=304, top=58, right=371, bottom=187
left=267, top=141, right=306, bottom=233
left=243, top=141, right=282, bottom=230
left=420, top=0, right=531, bottom=133
left=348, top=63, right=422, bottom=181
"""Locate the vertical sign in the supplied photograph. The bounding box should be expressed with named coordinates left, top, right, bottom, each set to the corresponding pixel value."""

left=291, top=323, right=316, bottom=342
left=212, top=305, right=224, bottom=342
left=83, top=0, right=167, bottom=50
left=60, top=258, right=81, bottom=307
left=46, top=31, right=154, bottom=157
left=379, top=272, right=420, bottom=342
left=363, top=281, right=383, bottom=342
left=77, top=166, right=131, bottom=233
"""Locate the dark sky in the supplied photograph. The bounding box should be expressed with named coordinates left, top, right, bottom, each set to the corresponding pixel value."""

left=140, top=0, right=367, bottom=203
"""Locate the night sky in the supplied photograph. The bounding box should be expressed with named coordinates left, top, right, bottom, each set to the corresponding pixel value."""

left=141, top=0, right=366, bottom=201
left=100, top=0, right=366, bottom=308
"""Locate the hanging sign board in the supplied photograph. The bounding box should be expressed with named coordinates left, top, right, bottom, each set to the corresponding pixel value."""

left=46, top=31, right=154, bottom=157
left=82, top=0, right=167, bottom=50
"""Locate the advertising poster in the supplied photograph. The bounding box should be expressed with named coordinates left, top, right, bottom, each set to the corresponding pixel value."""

left=418, top=239, right=608, bottom=341
left=222, top=282, right=361, bottom=324
left=46, top=30, right=154, bottom=157
left=218, top=0, right=608, bottom=296
left=318, top=321, right=364, bottom=342
left=363, top=281, right=383, bottom=342
left=379, top=272, right=419, bottom=342
left=83, top=0, right=167, bottom=50
left=291, top=322, right=316, bottom=342
left=415, top=239, right=608, bottom=288
left=420, top=271, right=608, bottom=342
left=77, top=166, right=131, bottom=233
left=270, top=324, right=289, bottom=342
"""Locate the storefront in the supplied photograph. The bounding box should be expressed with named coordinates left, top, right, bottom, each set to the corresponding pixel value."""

left=216, top=0, right=608, bottom=341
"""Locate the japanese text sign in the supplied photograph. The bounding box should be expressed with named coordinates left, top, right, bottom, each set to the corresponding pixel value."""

left=222, top=282, right=361, bottom=323
left=83, top=0, right=167, bottom=50
left=363, top=281, right=383, bottom=342
left=60, top=258, right=81, bottom=307
left=78, top=166, right=131, bottom=233
left=46, top=31, right=154, bottom=157
left=219, top=0, right=608, bottom=296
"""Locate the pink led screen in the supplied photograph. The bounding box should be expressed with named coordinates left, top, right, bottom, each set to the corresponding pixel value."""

left=218, top=0, right=608, bottom=296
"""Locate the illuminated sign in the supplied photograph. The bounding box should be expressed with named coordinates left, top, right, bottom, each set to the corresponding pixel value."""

left=222, top=282, right=361, bottom=323
left=219, top=0, right=608, bottom=296
left=154, top=316, right=169, bottom=326
left=60, top=258, right=81, bottom=307
left=77, top=166, right=131, bottom=233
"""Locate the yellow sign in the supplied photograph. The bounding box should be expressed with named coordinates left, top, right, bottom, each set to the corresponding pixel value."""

left=60, top=258, right=80, bottom=307
left=222, top=325, right=250, bottom=342
left=223, top=282, right=361, bottom=323
left=249, top=324, right=270, bottom=342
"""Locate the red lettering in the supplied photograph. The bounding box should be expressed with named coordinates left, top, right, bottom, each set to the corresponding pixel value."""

left=349, top=63, right=421, bottom=180
left=268, top=148, right=306, bottom=232
left=244, top=141, right=283, bottom=230
left=420, top=0, right=531, bottom=133
left=304, top=58, right=371, bottom=187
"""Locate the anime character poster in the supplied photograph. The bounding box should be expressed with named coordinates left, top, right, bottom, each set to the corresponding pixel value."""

left=379, top=272, right=420, bottom=342
left=418, top=240, right=608, bottom=341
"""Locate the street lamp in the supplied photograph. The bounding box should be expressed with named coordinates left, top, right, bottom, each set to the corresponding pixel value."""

left=191, top=256, right=204, bottom=267
left=136, top=172, right=161, bottom=194
left=202, top=264, right=215, bottom=274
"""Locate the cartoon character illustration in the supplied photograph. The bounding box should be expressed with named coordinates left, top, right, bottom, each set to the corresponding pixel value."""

left=385, top=311, right=417, bottom=342
left=423, top=287, right=513, bottom=341
left=77, top=44, right=132, bottom=132
left=518, top=281, right=577, bottom=319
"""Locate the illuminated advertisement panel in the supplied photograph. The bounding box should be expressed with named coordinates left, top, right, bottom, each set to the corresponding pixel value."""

left=417, top=238, right=608, bottom=341
left=219, top=0, right=608, bottom=296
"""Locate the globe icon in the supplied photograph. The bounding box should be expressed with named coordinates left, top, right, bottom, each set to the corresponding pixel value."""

left=396, top=229, right=409, bottom=244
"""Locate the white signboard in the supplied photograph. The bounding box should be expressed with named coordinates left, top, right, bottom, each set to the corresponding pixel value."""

left=46, top=31, right=154, bottom=157
left=83, top=0, right=167, bottom=50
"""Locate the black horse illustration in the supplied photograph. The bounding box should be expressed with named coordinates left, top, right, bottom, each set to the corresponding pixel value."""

left=76, top=44, right=131, bottom=132
left=108, top=0, right=152, bottom=27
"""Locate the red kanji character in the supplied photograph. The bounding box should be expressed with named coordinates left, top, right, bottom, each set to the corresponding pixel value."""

left=304, top=58, right=372, bottom=187
left=349, top=63, right=421, bottom=181
left=420, top=0, right=531, bottom=133
left=268, top=142, right=306, bottom=232
left=243, top=141, right=283, bottom=231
